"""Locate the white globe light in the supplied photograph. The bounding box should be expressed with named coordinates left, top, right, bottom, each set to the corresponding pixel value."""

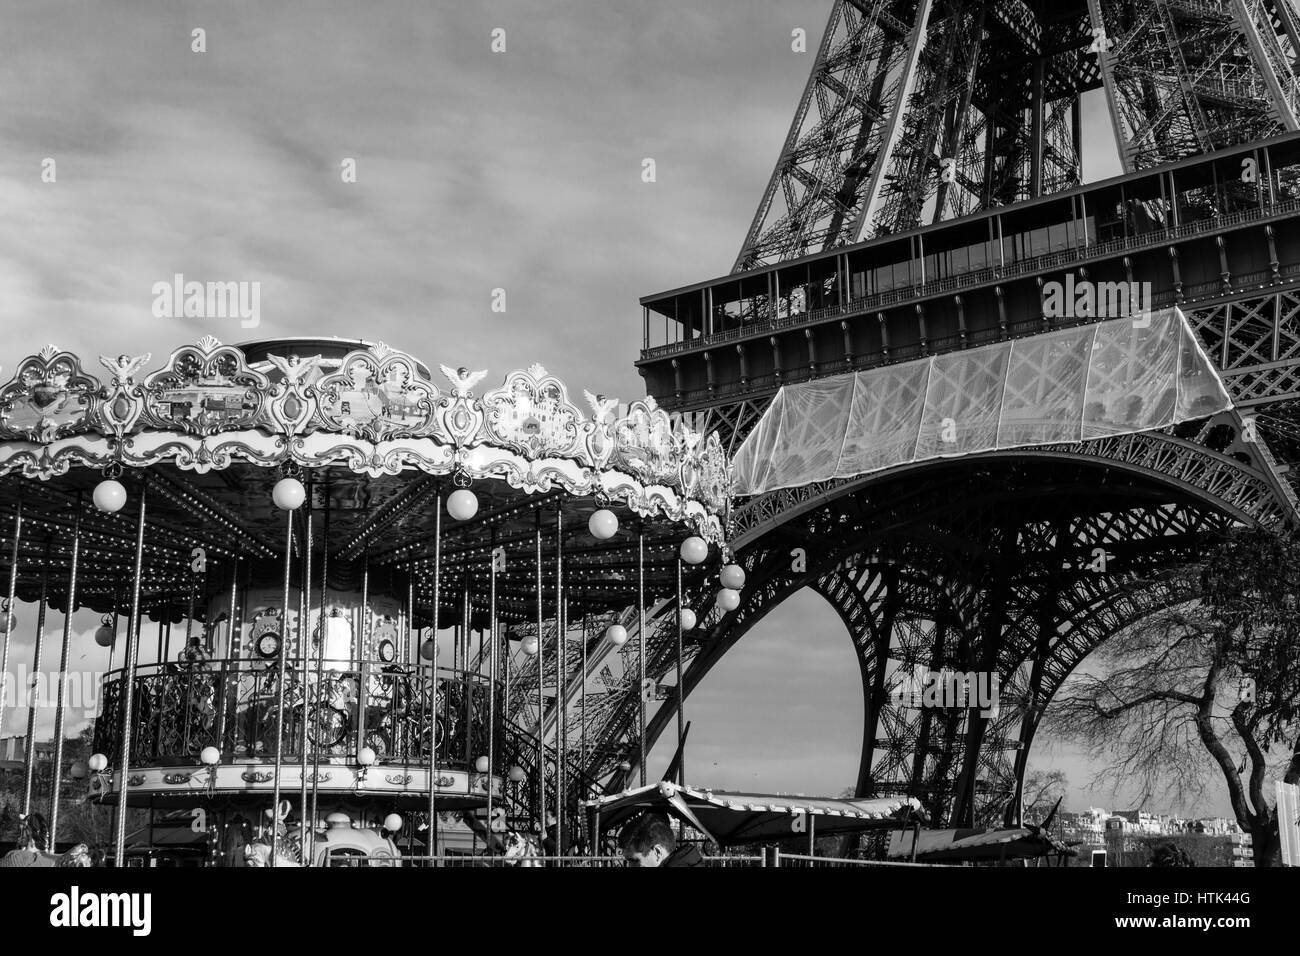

left=680, top=536, right=708, bottom=565
left=94, top=624, right=114, bottom=647
left=588, top=509, right=619, bottom=540
left=679, top=608, right=697, bottom=631
left=383, top=813, right=403, bottom=833
left=474, top=755, right=490, bottom=773
left=420, top=638, right=438, bottom=661
left=447, top=488, right=479, bottom=522
left=358, top=746, right=377, bottom=767
left=716, top=588, right=741, bottom=612
left=88, top=753, right=108, bottom=773
left=522, top=636, right=539, bottom=656
left=92, top=479, right=127, bottom=513
left=69, top=761, right=87, bottom=780
left=272, top=477, right=306, bottom=511
left=605, top=624, right=628, bottom=646
left=508, top=766, right=527, bottom=783
left=720, top=564, right=747, bottom=590
left=200, top=746, right=221, bottom=766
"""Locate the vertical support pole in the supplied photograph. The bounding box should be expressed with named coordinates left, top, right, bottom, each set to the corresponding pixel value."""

left=1030, top=55, right=1045, bottom=198
left=428, top=490, right=442, bottom=864
left=270, top=506, right=294, bottom=863
left=535, top=513, right=545, bottom=836
left=487, top=527, right=498, bottom=861
left=22, top=539, right=51, bottom=815
left=309, top=493, right=330, bottom=862
left=299, top=486, right=313, bottom=850
left=637, top=529, right=646, bottom=787
left=675, top=557, right=685, bottom=787
left=49, top=501, right=82, bottom=847
left=114, top=481, right=148, bottom=867
left=555, top=505, right=565, bottom=855
left=359, top=552, right=369, bottom=662
left=462, top=575, right=471, bottom=773
left=0, top=500, right=23, bottom=744
left=580, top=607, right=587, bottom=843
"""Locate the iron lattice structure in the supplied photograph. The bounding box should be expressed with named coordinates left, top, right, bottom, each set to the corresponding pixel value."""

left=735, top=0, right=1300, bottom=271
left=591, top=0, right=1300, bottom=828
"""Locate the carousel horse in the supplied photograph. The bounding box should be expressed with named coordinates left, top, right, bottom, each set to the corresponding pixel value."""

left=500, top=830, right=544, bottom=867
left=243, top=802, right=304, bottom=866
left=243, top=840, right=302, bottom=867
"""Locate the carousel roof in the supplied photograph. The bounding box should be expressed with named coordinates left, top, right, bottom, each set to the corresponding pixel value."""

left=586, top=781, right=926, bottom=845
left=0, top=336, right=731, bottom=617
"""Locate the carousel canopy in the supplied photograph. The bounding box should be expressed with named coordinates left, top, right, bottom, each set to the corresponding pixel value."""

left=887, top=825, right=1075, bottom=863
left=586, top=781, right=925, bottom=845
left=732, top=307, right=1232, bottom=496
left=0, top=336, right=732, bottom=618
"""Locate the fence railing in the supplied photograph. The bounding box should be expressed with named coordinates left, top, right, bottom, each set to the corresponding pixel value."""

left=291, top=850, right=940, bottom=867
left=94, top=659, right=498, bottom=771
left=642, top=194, right=1300, bottom=361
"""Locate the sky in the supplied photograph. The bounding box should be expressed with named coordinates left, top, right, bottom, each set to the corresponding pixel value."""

left=0, top=0, right=1237, bottom=817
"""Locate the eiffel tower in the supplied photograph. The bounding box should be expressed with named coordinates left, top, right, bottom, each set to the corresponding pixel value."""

left=598, top=0, right=1300, bottom=827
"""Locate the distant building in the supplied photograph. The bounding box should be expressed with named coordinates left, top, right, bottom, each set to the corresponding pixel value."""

left=1228, top=832, right=1253, bottom=866
left=1110, top=809, right=1165, bottom=834
left=0, top=735, right=54, bottom=772
left=1059, top=807, right=1107, bottom=842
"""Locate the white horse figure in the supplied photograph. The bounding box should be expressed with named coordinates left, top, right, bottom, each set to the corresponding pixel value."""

left=500, top=830, right=544, bottom=867
left=243, top=840, right=302, bottom=867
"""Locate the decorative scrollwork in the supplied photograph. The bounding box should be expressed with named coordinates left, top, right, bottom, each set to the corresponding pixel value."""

left=241, top=770, right=274, bottom=783
left=162, top=772, right=194, bottom=785
left=0, top=339, right=731, bottom=538
left=316, top=344, right=439, bottom=441
left=140, top=339, right=269, bottom=436
left=482, top=364, right=585, bottom=460
left=610, top=396, right=681, bottom=486
left=0, top=346, right=101, bottom=442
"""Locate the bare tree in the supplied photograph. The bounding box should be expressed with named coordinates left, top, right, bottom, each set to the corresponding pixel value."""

left=1021, top=768, right=1068, bottom=826
left=1046, top=527, right=1300, bottom=866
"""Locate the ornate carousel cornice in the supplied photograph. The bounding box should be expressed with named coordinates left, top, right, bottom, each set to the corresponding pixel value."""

left=0, top=336, right=732, bottom=543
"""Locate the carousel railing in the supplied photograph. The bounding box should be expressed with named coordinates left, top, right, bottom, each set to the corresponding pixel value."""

left=93, top=659, right=502, bottom=772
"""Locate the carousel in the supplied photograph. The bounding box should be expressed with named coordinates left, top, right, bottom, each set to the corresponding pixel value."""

left=0, top=335, right=736, bottom=866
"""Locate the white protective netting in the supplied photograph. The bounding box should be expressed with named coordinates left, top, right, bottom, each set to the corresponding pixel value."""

left=732, top=307, right=1232, bottom=496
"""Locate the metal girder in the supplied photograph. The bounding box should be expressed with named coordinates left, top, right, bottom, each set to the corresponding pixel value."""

left=734, top=0, right=935, bottom=270
left=589, top=449, right=1267, bottom=825
left=734, top=0, right=1300, bottom=268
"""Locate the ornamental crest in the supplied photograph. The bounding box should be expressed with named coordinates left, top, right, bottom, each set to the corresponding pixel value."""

left=482, top=364, right=584, bottom=460
left=315, top=344, right=438, bottom=441
left=141, top=339, right=269, bottom=436
left=611, top=397, right=681, bottom=487
left=0, top=346, right=101, bottom=442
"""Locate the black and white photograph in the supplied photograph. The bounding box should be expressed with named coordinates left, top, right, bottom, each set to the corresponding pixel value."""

left=0, top=0, right=1297, bottom=936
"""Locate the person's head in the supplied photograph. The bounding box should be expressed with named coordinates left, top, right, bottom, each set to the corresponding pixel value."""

left=618, top=813, right=675, bottom=867
left=18, top=812, right=48, bottom=851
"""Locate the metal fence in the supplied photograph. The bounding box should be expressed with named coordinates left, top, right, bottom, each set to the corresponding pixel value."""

left=303, top=850, right=938, bottom=867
